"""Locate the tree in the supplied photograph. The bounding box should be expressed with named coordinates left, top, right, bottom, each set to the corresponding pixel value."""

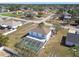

left=36, top=12, right=44, bottom=18
left=7, top=4, right=21, bottom=11
left=24, top=12, right=34, bottom=18
left=75, top=20, right=79, bottom=25
left=0, top=34, right=9, bottom=46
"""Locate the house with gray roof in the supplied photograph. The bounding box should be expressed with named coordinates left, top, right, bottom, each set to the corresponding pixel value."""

left=66, top=29, right=79, bottom=46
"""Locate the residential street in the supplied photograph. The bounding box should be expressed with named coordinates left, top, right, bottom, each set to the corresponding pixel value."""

left=0, top=12, right=56, bottom=24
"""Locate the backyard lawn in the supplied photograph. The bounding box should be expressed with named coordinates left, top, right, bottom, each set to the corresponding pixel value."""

left=38, top=28, right=74, bottom=57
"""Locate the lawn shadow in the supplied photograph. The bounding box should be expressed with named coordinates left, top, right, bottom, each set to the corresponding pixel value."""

left=60, top=36, right=66, bottom=46
left=21, top=33, right=29, bottom=38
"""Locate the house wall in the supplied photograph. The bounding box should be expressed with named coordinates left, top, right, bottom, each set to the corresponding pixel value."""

left=28, top=30, right=52, bottom=40
left=46, top=31, right=52, bottom=40
left=28, top=32, right=46, bottom=39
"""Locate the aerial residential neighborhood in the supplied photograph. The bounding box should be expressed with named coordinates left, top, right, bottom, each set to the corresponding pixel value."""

left=0, top=4, right=79, bottom=57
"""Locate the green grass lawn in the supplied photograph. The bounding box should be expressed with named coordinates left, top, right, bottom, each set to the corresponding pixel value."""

left=0, top=13, right=18, bottom=17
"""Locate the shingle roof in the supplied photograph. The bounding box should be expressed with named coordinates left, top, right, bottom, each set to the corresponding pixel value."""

left=29, top=24, right=50, bottom=35
left=66, top=33, right=79, bottom=45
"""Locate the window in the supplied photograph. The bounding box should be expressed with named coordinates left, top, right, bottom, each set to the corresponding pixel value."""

left=37, top=33, right=45, bottom=39
left=38, top=33, right=42, bottom=38
left=32, top=32, right=36, bottom=37
left=42, top=35, right=45, bottom=39
left=29, top=32, right=32, bottom=36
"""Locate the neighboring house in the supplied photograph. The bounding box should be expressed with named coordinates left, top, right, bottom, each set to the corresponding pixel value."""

left=0, top=46, right=20, bottom=57
left=65, top=29, right=79, bottom=46
left=68, top=28, right=79, bottom=34
left=68, top=28, right=76, bottom=34
left=0, top=6, right=7, bottom=13
left=16, top=24, right=56, bottom=52
left=66, top=33, right=79, bottom=46
left=0, top=18, right=23, bottom=35
left=5, top=20, right=22, bottom=29
left=0, top=19, right=22, bottom=30
left=60, top=12, right=71, bottom=22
